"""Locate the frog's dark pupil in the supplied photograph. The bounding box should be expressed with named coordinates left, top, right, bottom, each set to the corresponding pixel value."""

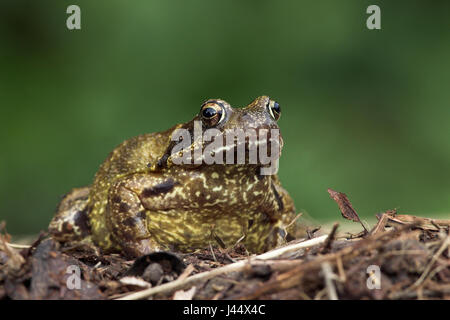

left=272, top=102, right=280, bottom=114
left=202, top=107, right=217, bottom=118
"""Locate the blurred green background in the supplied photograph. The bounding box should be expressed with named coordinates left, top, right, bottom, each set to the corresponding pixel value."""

left=0, top=1, right=449, bottom=236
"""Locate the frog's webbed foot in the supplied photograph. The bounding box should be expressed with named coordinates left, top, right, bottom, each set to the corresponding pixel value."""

left=49, top=187, right=91, bottom=242
left=106, top=182, right=160, bottom=258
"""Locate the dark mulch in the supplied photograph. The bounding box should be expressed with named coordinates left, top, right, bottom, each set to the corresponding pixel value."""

left=1, top=190, right=449, bottom=300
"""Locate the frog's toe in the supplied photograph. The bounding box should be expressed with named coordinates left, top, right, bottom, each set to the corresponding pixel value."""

left=49, top=187, right=91, bottom=242
left=119, top=238, right=161, bottom=258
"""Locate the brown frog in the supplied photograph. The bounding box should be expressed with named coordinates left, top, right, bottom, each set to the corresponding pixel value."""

left=49, top=96, right=296, bottom=257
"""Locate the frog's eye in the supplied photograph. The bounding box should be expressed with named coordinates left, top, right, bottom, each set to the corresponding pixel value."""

left=267, top=100, right=281, bottom=121
left=200, top=101, right=226, bottom=127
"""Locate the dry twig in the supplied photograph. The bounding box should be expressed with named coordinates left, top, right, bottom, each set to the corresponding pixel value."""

left=321, top=262, right=338, bottom=300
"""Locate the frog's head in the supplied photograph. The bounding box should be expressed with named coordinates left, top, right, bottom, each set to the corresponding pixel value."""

left=156, top=96, right=283, bottom=171
left=199, top=96, right=281, bottom=133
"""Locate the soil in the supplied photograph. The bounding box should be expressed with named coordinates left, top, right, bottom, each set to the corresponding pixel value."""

left=0, top=190, right=449, bottom=300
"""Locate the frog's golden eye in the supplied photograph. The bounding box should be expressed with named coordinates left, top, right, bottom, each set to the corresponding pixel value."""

left=267, top=100, right=281, bottom=121
left=200, top=101, right=226, bottom=127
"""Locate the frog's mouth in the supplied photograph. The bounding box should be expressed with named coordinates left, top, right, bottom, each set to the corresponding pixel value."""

left=165, top=125, right=282, bottom=169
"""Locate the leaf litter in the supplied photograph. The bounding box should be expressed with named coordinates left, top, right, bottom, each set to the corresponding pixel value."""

left=1, top=190, right=449, bottom=300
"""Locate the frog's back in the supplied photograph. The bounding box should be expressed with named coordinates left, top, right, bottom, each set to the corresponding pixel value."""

left=87, top=130, right=173, bottom=250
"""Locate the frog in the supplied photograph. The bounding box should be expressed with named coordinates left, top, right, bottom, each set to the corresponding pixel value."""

left=49, top=96, right=297, bottom=258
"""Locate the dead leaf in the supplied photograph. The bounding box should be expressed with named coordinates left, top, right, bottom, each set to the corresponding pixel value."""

left=327, top=189, right=368, bottom=232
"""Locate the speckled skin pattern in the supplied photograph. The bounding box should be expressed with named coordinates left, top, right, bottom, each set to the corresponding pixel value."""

left=49, top=96, right=296, bottom=257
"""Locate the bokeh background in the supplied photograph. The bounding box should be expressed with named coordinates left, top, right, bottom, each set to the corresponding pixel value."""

left=1, top=1, right=449, bottom=236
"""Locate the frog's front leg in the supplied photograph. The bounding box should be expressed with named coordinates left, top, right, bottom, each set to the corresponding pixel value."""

left=243, top=212, right=282, bottom=253
left=106, top=180, right=160, bottom=257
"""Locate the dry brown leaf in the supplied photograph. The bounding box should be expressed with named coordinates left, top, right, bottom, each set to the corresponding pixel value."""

left=327, top=188, right=368, bottom=232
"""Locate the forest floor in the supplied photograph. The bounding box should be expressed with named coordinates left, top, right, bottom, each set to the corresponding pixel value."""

left=1, top=190, right=449, bottom=300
